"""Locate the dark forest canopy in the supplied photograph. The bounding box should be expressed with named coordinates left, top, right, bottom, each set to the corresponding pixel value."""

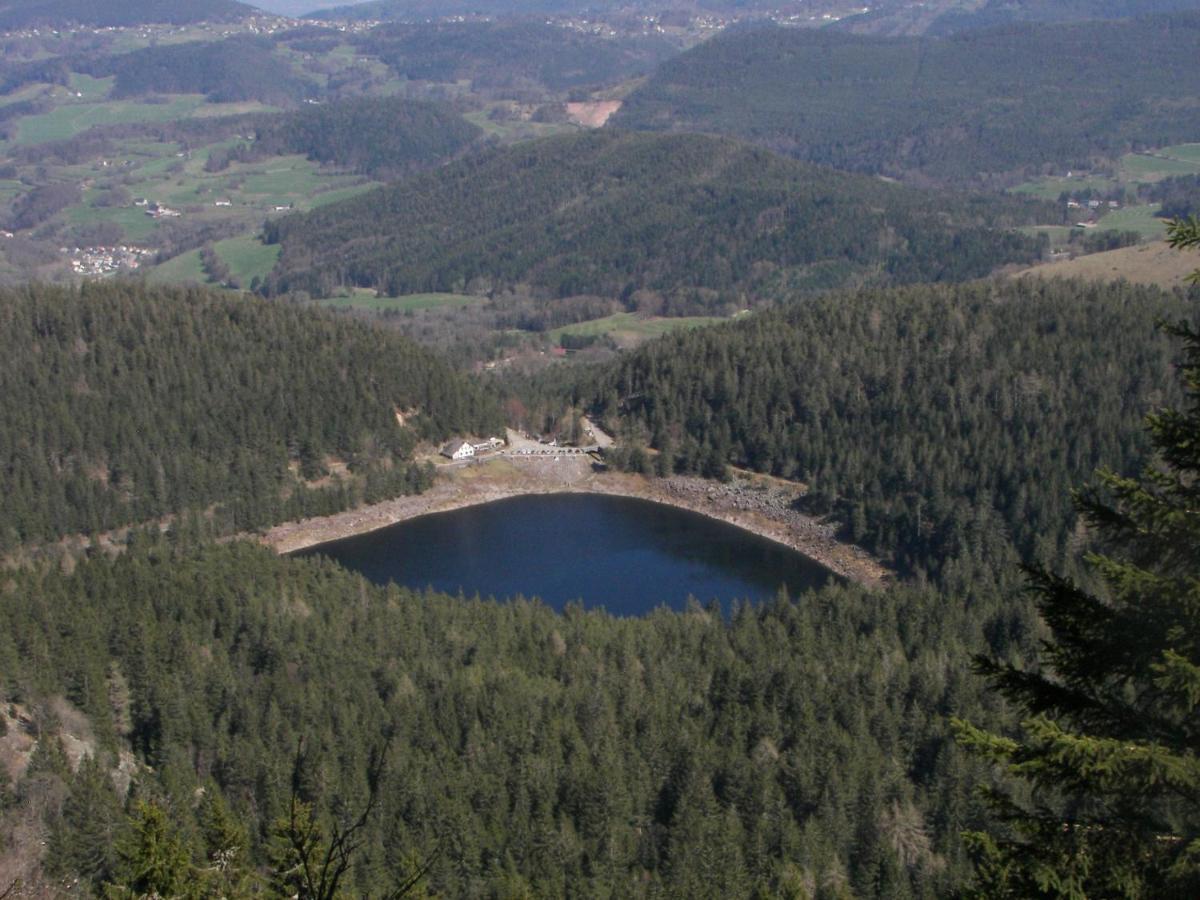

left=0, top=536, right=1022, bottom=897
left=923, top=0, right=1200, bottom=33
left=350, top=20, right=680, bottom=95
left=263, top=130, right=1052, bottom=308
left=578, top=278, right=1190, bottom=582
left=0, top=0, right=255, bottom=28
left=82, top=37, right=315, bottom=106
left=1142, top=173, right=1200, bottom=219
left=612, top=15, right=1200, bottom=185
left=211, top=95, right=484, bottom=178
left=0, top=282, right=502, bottom=547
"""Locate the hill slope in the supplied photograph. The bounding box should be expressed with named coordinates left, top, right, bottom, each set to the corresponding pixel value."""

left=209, top=96, right=484, bottom=178
left=581, top=278, right=1188, bottom=579
left=0, top=0, right=254, bottom=28
left=351, top=21, right=679, bottom=95
left=0, top=537, right=1005, bottom=897
left=924, top=0, right=1200, bottom=33
left=83, top=37, right=314, bottom=106
left=613, top=16, right=1200, bottom=185
left=21, top=95, right=483, bottom=179
left=263, top=131, right=1051, bottom=309
left=0, top=283, right=502, bottom=547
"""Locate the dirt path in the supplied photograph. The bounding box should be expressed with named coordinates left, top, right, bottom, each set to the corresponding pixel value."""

left=261, top=457, right=890, bottom=589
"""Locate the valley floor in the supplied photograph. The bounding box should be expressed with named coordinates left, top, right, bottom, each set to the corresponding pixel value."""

left=260, top=454, right=890, bottom=589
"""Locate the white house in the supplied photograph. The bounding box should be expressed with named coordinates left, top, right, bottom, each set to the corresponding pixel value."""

left=441, top=440, right=475, bottom=460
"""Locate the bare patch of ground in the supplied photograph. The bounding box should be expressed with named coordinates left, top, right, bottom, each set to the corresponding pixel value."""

left=565, top=100, right=622, bottom=128
left=0, top=699, right=138, bottom=895
left=260, top=456, right=890, bottom=589
left=1012, top=240, right=1197, bottom=288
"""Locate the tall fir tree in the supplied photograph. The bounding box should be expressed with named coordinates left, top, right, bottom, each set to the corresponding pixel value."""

left=104, top=801, right=194, bottom=900
left=955, top=218, right=1200, bottom=897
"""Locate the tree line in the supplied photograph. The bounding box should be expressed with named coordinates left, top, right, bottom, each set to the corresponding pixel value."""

left=613, top=15, right=1200, bottom=186
left=0, top=535, right=1025, bottom=897
left=263, top=130, right=1053, bottom=308
left=0, top=282, right=502, bottom=548
left=80, top=37, right=315, bottom=106
left=204, top=96, right=483, bottom=180
left=571, top=278, right=1191, bottom=583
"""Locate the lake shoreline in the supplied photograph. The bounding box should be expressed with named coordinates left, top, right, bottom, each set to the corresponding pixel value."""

left=261, top=457, right=890, bottom=589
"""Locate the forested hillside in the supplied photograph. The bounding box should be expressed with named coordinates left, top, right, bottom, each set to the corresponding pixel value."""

left=582, top=278, right=1189, bottom=581
left=214, top=96, right=483, bottom=179
left=263, top=131, right=1051, bottom=307
left=353, top=21, right=680, bottom=95
left=0, top=537, right=1020, bottom=897
left=924, top=0, right=1200, bottom=33
left=0, top=0, right=253, bottom=28
left=0, top=283, right=502, bottom=548
left=85, top=38, right=314, bottom=106
left=613, top=16, right=1200, bottom=184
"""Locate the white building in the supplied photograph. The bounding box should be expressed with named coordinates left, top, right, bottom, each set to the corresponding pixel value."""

left=441, top=440, right=475, bottom=460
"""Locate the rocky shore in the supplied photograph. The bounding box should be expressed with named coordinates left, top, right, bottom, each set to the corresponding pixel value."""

left=261, top=456, right=890, bottom=589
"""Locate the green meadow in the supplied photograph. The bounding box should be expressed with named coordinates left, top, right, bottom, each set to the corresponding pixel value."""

left=214, top=236, right=280, bottom=285
left=317, top=291, right=485, bottom=312
left=551, top=313, right=723, bottom=342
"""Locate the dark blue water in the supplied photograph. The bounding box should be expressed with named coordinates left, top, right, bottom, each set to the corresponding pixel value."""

left=295, top=494, right=834, bottom=615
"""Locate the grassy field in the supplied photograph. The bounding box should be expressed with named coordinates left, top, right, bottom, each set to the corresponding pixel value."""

left=12, top=96, right=280, bottom=147
left=307, top=183, right=377, bottom=209
left=317, top=291, right=484, bottom=312
left=551, top=313, right=723, bottom=342
left=66, top=203, right=159, bottom=243
left=1011, top=145, right=1200, bottom=204
left=67, top=73, right=114, bottom=101
left=1120, top=152, right=1200, bottom=180
left=1160, top=143, right=1200, bottom=164
left=1093, top=204, right=1168, bottom=239
left=1019, top=224, right=1074, bottom=246
left=14, top=96, right=208, bottom=145
left=214, top=236, right=280, bottom=285
left=146, top=249, right=208, bottom=285
left=76, top=143, right=364, bottom=223
left=1014, top=240, right=1198, bottom=289
left=4, top=122, right=376, bottom=265
left=463, top=108, right=577, bottom=143
left=190, top=101, right=278, bottom=118
left=1012, top=144, right=1200, bottom=200
left=238, top=157, right=331, bottom=196
left=1012, top=175, right=1117, bottom=201
left=0, top=84, right=46, bottom=108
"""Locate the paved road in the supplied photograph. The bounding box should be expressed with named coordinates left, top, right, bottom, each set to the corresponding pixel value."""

left=504, top=445, right=600, bottom=457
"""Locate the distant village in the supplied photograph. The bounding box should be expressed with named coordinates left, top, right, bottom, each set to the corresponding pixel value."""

left=65, top=244, right=153, bottom=276
left=0, top=3, right=879, bottom=46
left=0, top=15, right=376, bottom=43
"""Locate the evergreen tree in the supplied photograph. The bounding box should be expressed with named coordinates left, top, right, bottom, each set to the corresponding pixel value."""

left=48, top=755, right=122, bottom=891
left=104, top=801, right=194, bottom=899
left=197, top=788, right=256, bottom=897
left=955, top=220, right=1200, bottom=897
